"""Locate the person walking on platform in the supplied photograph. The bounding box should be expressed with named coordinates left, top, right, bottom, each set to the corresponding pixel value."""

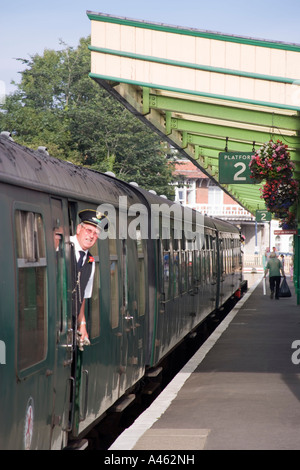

left=264, top=252, right=285, bottom=299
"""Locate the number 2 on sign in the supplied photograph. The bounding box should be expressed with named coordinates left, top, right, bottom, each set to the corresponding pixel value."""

left=260, top=212, right=267, bottom=221
left=233, top=162, right=247, bottom=181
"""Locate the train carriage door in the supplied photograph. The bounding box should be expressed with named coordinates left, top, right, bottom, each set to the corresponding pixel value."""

left=119, top=225, right=146, bottom=394
left=135, top=229, right=147, bottom=368
left=50, top=198, right=72, bottom=449
left=217, top=233, right=225, bottom=309
left=119, top=237, right=131, bottom=393
left=14, top=206, right=52, bottom=450
left=211, top=234, right=219, bottom=309
left=205, top=230, right=217, bottom=312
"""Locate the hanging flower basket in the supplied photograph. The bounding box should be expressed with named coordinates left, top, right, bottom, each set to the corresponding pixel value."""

left=250, top=139, right=298, bottom=228
left=279, top=211, right=297, bottom=230
left=260, top=179, right=298, bottom=217
left=249, top=140, right=294, bottom=182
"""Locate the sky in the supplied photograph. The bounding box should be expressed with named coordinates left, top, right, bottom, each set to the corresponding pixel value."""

left=1, top=0, right=300, bottom=97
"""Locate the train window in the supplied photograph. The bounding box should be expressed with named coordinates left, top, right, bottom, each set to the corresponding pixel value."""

left=136, top=230, right=146, bottom=316
left=162, top=236, right=170, bottom=300
left=194, top=232, right=201, bottom=283
left=179, top=232, right=186, bottom=293
left=229, top=238, right=233, bottom=272
left=109, top=238, right=119, bottom=329
left=173, top=251, right=179, bottom=297
left=225, top=238, right=228, bottom=274
left=185, top=237, right=193, bottom=290
left=172, top=231, right=179, bottom=297
left=206, top=235, right=211, bottom=281
left=201, top=234, right=206, bottom=284
left=196, top=249, right=201, bottom=284
left=89, top=242, right=100, bottom=339
left=219, top=238, right=224, bottom=276
left=194, top=250, right=200, bottom=284
left=54, top=232, right=68, bottom=334
left=211, top=237, right=217, bottom=281
left=187, top=250, right=193, bottom=289
left=15, top=210, right=47, bottom=371
left=205, top=235, right=210, bottom=250
left=181, top=250, right=187, bottom=293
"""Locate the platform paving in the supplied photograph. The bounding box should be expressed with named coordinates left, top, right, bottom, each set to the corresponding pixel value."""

left=110, top=276, right=300, bottom=450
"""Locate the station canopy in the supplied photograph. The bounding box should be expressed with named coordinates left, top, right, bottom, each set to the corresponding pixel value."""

left=87, top=11, right=300, bottom=216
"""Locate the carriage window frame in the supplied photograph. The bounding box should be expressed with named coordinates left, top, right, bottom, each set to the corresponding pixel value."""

left=108, top=237, right=119, bottom=329
left=14, top=206, right=48, bottom=374
left=171, top=229, right=179, bottom=298
left=89, top=242, right=100, bottom=339
left=136, top=229, right=146, bottom=317
left=180, top=232, right=187, bottom=294
left=211, top=234, right=217, bottom=281
left=162, top=235, right=171, bottom=301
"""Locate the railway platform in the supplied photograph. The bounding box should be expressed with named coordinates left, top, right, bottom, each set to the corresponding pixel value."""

left=110, top=275, right=300, bottom=450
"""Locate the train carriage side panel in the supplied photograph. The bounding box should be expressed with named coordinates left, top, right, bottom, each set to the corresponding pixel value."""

left=126, top=187, right=220, bottom=368
left=0, top=182, right=63, bottom=449
left=0, top=187, right=20, bottom=448
left=212, top=218, right=242, bottom=305
left=0, top=135, right=243, bottom=448
left=0, top=136, right=149, bottom=447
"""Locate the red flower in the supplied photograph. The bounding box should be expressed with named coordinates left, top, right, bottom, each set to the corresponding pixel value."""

left=249, top=139, right=293, bottom=183
left=88, top=256, right=95, bottom=263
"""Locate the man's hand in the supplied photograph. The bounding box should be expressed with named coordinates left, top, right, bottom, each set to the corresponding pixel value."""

left=77, top=322, right=90, bottom=351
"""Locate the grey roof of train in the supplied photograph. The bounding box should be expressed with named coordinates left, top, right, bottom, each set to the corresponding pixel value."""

left=0, top=135, right=239, bottom=234
left=0, top=136, right=140, bottom=207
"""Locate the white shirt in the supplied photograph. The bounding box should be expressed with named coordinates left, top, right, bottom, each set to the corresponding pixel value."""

left=70, top=235, right=95, bottom=299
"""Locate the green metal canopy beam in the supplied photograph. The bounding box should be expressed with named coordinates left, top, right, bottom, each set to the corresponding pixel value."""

left=192, top=134, right=252, bottom=151
left=146, top=92, right=300, bottom=132
left=168, top=115, right=297, bottom=145
left=190, top=135, right=299, bottom=159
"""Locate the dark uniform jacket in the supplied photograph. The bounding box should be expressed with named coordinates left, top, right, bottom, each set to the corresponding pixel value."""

left=71, top=244, right=93, bottom=320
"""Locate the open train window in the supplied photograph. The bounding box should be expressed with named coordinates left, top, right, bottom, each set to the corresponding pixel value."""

left=15, top=209, right=47, bottom=372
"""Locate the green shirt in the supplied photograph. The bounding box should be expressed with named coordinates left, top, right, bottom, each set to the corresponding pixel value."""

left=266, top=257, right=283, bottom=277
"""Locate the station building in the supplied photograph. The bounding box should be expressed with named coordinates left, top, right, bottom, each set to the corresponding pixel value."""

left=173, top=159, right=294, bottom=272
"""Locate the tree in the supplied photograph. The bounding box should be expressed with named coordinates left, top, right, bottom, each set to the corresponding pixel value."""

left=0, top=37, right=176, bottom=198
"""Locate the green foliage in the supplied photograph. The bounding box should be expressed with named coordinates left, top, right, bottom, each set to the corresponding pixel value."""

left=0, top=37, right=176, bottom=198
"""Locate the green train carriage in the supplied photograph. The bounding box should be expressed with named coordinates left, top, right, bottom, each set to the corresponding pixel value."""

left=0, top=134, right=242, bottom=449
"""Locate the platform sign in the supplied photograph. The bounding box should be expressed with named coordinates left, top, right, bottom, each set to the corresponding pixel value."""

left=219, top=152, right=255, bottom=184
left=274, top=230, right=297, bottom=235
left=256, top=210, right=271, bottom=222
